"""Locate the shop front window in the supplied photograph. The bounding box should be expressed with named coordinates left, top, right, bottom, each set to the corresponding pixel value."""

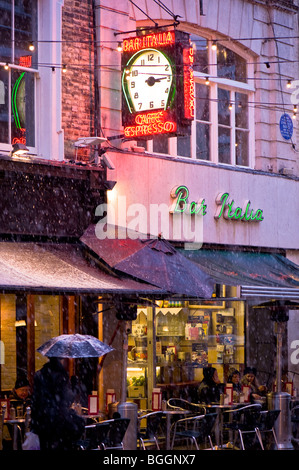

left=126, top=290, right=245, bottom=409
left=0, top=0, right=37, bottom=151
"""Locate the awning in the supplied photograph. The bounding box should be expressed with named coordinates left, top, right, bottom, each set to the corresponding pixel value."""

left=80, top=225, right=214, bottom=298
left=0, top=242, right=164, bottom=295
left=180, top=249, right=299, bottom=289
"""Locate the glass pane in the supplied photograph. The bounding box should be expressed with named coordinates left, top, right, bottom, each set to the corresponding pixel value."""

left=11, top=70, right=35, bottom=147
left=236, top=130, right=249, bottom=166
left=235, top=92, right=248, bottom=129
left=0, top=1, right=12, bottom=62
left=218, top=126, right=231, bottom=164
left=218, top=88, right=230, bottom=126
left=0, top=69, right=9, bottom=143
left=153, top=135, right=169, bottom=154
left=14, top=0, right=38, bottom=64
left=190, top=34, right=208, bottom=73
left=177, top=135, right=191, bottom=157
left=196, top=83, right=209, bottom=121
left=196, top=122, right=210, bottom=160
left=217, top=44, right=247, bottom=83
left=35, top=296, right=60, bottom=372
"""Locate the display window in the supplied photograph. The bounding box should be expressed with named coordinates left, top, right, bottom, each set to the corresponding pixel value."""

left=127, top=288, right=245, bottom=408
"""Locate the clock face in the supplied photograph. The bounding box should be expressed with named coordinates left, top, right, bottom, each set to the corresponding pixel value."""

left=122, top=48, right=173, bottom=113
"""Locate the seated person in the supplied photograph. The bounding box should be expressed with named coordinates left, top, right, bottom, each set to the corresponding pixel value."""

left=198, top=366, right=224, bottom=404
left=3, top=377, right=31, bottom=450
left=228, top=369, right=242, bottom=402
left=9, top=376, right=31, bottom=415
left=228, top=369, right=242, bottom=392
left=241, top=367, right=267, bottom=401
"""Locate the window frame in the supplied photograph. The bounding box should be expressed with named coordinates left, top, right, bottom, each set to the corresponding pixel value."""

left=147, top=31, right=256, bottom=169
left=0, top=0, right=38, bottom=154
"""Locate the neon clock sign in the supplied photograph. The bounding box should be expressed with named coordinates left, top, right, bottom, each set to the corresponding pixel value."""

left=11, top=56, right=32, bottom=146
left=121, top=30, right=194, bottom=139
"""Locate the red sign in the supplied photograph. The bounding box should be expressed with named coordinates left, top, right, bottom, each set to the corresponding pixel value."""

left=124, top=110, right=177, bottom=138
left=122, top=31, right=175, bottom=53
left=183, top=47, right=195, bottom=120
left=122, top=30, right=193, bottom=139
left=19, top=55, right=32, bottom=68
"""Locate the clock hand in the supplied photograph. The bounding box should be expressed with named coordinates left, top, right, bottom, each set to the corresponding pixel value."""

left=145, top=76, right=167, bottom=86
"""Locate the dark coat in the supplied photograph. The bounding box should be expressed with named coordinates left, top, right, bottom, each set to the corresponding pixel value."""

left=31, top=358, right=85, bottom=450
left=198, top=367, right=224, bottom=404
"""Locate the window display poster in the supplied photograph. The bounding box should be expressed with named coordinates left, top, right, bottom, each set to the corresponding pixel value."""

left=191, top=343, right=208, bottom=367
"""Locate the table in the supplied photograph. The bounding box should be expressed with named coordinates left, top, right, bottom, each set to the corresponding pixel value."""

left=163, top=409, right=191, bottom=450
left=4, top=418, right=25, bottom=450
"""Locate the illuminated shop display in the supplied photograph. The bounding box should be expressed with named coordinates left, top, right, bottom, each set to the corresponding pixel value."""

left=121, top=30, right=194, bottom=139
left=127, top=294, right=245, bottom=408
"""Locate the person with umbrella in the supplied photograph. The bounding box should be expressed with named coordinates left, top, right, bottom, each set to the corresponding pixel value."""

left=30, top=357, right=85, bottom=450
left=31, top=334, right=113, bottom=450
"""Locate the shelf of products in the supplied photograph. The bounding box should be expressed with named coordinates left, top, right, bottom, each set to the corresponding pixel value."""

left=126, top=295, right=245, bottom=408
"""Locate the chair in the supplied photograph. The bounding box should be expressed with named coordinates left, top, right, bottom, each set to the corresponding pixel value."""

left=222, top=404, right=263, bottom=450
left=77, top=422, right=110, bottom=450
left=137, top=411, right=164, bottom=450
left=167, top=398, right=206, bottom=414
left=102, top=418, right=130, bottom=450
left=255, top=410, right=280, bottom=450
left=170, top=413, right=217, bottom=450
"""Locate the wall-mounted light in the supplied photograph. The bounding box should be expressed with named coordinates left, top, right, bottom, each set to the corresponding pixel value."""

left=11, top=143, right=29, bottom=157
left=211, top=41, right=217, bottom=51
left=4, top=63, right=9, bottom=70
left=74, top=136, right=107, bottom=162
left=15, top=320, right=37, bottom=327
left=117, top=42, right=123, bottom=52
left=287, top=80, right=292, bottom=88
left=229, top=102, right=233, bottom=111
left=205, top=76, right=210, bottom=85
left=101, top=153, right=115, bottom=170
left=29, top=42, right=35, bottom=52
left=62, top=64, right=67, bottom=73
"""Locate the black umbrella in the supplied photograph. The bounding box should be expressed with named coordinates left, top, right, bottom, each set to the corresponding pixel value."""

left=37, top=333, right=114, bottom=358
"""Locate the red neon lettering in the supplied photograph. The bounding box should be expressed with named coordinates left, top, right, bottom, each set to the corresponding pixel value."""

left=124, top=111, right=177, bottom=137
left=19, top=55, right=32, bottom=68
left=12, top=137, right=27, bottom=145
left=183, top=47, right=195, bottom=120
left=135, top=111, right=164, bottom=125
left=123, top=31, right=175, bottom=53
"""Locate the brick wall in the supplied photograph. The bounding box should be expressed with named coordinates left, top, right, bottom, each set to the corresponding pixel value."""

left=62, top=0, right=96, bottom=161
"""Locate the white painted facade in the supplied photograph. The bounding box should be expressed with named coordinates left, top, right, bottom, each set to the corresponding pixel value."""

left=95, top=0, right=299, bottom=254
